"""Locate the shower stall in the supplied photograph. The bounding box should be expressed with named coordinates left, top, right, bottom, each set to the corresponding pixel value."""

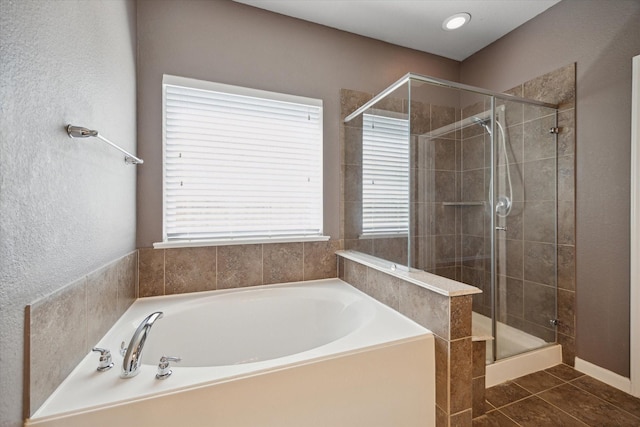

left=343, top=73, right=559, bottom=363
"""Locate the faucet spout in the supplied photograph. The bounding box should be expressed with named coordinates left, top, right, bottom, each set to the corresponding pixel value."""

left=121, top=311, right=163, bottom=378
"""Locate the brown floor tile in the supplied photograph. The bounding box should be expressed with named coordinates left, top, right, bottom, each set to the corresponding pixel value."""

left=570, top=375, right=640, bottom=419
left=513, top=370, right=566, bottom=394
left=485, top=382, right=532, bottom=408
left=472, top=410, right=519, bottom=426
left=539, top=383, right=640, bottom=426
left=500, top=396, right=588, bottom=426
left=544, top=363, right=584, bottom=381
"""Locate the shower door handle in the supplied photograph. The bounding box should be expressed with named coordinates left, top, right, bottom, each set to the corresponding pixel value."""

left=495, top=226, right=507, bottom=231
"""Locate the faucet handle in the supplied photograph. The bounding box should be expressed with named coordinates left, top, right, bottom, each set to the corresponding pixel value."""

left=120, top=341, right=128, bottom=357
left=91, top=347, right=114, bottom=372
left=156, top=356, right=181, bottom=380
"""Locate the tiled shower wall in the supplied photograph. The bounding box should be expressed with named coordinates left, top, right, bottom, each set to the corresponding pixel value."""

left=466, top=64, right=576, bottom=362
left=138, top=240, right=341, bottom=297
left=524, top=64, right=576, bottom=365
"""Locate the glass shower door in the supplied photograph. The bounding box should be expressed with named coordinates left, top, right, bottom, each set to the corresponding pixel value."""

left=491, top=100, right=558, bottom=361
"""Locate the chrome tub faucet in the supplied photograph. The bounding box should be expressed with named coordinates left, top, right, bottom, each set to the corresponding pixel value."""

left=120, top=311, right=163, bottom=378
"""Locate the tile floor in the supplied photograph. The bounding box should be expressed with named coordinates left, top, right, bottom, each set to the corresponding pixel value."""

left=473, top=364, right=640, bottom=426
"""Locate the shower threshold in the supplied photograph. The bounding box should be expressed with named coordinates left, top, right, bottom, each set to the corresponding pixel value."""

left=473, top=312, right=562, bottom=386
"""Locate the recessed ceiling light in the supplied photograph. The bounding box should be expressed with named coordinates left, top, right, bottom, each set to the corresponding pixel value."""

left=442, top=13, right=471, bottom=31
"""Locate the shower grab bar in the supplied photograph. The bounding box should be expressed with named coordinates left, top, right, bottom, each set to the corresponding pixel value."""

left=66, top=125, right=144, bottom=165
left=343, top=72, right=558, bottom=123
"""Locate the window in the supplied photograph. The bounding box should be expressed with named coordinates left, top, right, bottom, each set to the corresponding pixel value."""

left=161, top=75, right=324, bottom=245
left=361, top=113, right=409, bottom=236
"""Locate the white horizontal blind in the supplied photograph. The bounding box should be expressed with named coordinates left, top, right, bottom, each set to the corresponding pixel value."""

left=362, top=113, right=409, bottom=235
left=163, top=76, right=323, bottom=242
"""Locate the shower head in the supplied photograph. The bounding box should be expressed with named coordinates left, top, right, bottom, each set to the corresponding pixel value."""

left=472, top=117, right=491, bottom=133
left=67, top=125, right=98, bottom=138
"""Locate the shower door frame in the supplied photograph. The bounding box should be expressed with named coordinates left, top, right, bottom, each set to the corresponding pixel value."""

left=344, top=73, right=561, bottom=363
left=631, top=54, right=640, bottom=398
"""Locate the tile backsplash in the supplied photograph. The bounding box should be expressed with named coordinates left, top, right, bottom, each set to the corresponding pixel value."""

left=25, top=251, right=138, bottom=417
left=138, top=240, right=342, bottom=297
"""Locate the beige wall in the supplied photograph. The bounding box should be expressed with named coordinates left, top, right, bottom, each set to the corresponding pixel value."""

left=0, top=1, right=137, bottom=425
left=135, top=0, right=459, bottom=247
left=460, top=0, right=640, bottom=376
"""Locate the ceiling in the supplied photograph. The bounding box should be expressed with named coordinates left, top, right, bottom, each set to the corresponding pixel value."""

left=233, top=0, right=561, bottom=61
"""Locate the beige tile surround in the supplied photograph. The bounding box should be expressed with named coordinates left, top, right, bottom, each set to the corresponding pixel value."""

left=25, top=251, right=138, bottom=417
left=138, top=240, right=341, bottom=297
left=25, top=240, right=340, bottom=418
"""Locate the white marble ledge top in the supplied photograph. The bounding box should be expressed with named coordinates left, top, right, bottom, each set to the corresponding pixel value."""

left=336, top=250, right=482, bottom=297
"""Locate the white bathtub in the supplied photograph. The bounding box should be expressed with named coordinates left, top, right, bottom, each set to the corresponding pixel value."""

left=27, top=278, right=435, bottom=427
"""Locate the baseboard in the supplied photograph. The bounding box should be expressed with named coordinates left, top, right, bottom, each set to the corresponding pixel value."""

left=574, top=357, right=632, bottom=394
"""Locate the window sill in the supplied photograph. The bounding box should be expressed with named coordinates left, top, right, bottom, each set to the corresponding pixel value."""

left=153, top=235, right=331, bottom=249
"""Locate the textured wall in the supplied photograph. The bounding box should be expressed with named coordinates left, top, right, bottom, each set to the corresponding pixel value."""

left=460, top=0, right=640, bottom=376
left=0, top=1, right=137, bottom=425
left=136, top=0, right=459, bottom=247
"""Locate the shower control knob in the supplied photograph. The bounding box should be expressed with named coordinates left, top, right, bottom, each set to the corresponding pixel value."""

left=549, top=319, right=559, bottom=327
left=495, top=226, right=507, bottom=231
left=91, top=347, right=114, bottom=372
left=156, top=356, right=182, bottom=380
